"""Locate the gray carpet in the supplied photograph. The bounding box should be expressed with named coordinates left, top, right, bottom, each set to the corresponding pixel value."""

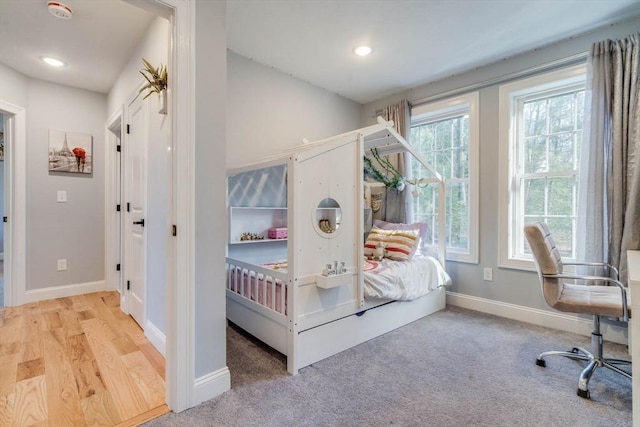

left=145, top=306, right=631, bottom=427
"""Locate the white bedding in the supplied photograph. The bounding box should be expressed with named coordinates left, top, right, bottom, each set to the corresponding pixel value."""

left=363, top=255, right=451, bottom=300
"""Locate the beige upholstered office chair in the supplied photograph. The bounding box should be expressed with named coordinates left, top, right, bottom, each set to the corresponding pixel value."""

left=524, top=222, right=631, bottom=399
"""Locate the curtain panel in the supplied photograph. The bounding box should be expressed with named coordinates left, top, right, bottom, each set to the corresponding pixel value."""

left=577, top=33, right=640, bottom=283
left=382, top=99, right=412, bottom=223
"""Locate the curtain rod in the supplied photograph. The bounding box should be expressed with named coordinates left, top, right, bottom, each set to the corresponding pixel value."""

left=373, top=51, right=588, bottom=115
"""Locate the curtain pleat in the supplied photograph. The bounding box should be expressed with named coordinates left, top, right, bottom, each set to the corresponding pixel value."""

left=382, top=99, right=412, bottom=223
left=577, top=33, right=639, bottom=283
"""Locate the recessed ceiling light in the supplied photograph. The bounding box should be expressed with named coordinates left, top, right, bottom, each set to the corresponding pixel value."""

left=41, top=57, right=66, bottom=67
left=354, top=46, right=373, bottom=56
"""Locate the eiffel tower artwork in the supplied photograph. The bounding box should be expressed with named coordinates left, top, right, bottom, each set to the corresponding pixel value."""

left=49, top=129, right=93, bottom=174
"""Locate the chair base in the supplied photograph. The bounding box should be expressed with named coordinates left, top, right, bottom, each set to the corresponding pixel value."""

left=536, top=342, right=631, bottom=399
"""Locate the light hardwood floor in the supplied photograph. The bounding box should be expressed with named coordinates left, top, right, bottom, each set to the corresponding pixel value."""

left=0, top=291, right=168, bottom=426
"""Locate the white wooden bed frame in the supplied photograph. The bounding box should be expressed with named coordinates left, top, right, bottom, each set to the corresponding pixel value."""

left=226, top=117, right=447, bottom=374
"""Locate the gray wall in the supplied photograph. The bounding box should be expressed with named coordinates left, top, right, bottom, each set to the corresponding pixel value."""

left=0, top=65, right=106, bottom=291
left=227, top=51, right=361, bottom=169
left=361, top=18, right=639, bottom=314
left=27, top=79, right=106, bottom=290
left=194, top=0, right=228, bottom=379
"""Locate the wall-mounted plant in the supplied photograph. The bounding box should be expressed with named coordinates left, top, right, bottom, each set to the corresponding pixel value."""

left=139, top=58, right=168, bottom=114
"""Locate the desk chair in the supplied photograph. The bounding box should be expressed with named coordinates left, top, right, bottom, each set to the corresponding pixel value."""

left=524, top=222, right=631, bottom=398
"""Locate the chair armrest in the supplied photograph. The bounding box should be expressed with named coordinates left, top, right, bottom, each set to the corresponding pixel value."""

left=542, top=273, right=628, bottom=321
left=562, top=262, right=619, bottom=280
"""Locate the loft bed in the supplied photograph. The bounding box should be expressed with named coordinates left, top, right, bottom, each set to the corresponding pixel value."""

left=226, top=117, right=450, bottom=374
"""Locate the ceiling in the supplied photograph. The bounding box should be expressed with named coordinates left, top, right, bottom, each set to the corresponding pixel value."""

left=1, top=0, right=639, bottom=104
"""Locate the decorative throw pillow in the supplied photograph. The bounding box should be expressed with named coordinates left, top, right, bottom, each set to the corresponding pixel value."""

left=364, top=227, right=420, bottom=261
left=373, top=219, right=429, bottom=255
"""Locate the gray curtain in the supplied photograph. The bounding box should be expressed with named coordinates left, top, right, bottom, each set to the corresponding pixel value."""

left=577, top=33, right=640, bottom=284
left=382, top=99, right=412, bottom=223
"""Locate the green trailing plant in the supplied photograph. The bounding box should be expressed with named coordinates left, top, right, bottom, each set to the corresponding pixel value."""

left=138, top=58, right=167, bottom=100
left=363, top=148, right=405, bottom=190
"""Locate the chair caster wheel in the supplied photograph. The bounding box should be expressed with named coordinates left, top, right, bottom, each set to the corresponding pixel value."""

left=571, top=347, right=580, bottom=354
left=577, top=388, right=590, bottom=399
left=535, top=358, right=546, bottom=367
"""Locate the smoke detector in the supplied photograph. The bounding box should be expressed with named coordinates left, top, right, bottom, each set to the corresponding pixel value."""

left=47, top=1, right=73, bottom=19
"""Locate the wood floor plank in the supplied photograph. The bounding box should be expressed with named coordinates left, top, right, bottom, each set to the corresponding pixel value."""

left=16, top=357, right=45, bottom=382
left=139, top=342, right=166, bottom=381
left=1, top=292, right=166, bottom=427
left=66, top=333, right=107, bottom=399
left=81, top=318, right=151, bottom=421
left=80, top=390, right=122, bottom=426
left=59, top=308, right=83, bottom=338
left=11, top=375, right=48, bottom=426
left=0, top=341, right=21, bottom=357
left=0, top=352, right=19, bottom=397
left=89, top=299, right=139, bottom=356
left=0, top=322, right=23, bottom=346
left=20, top=306, right=43, bottom=363
left=0, top=392, right=16, bottom=426
left=121, top=351, right=165, bottom=409
left=42, top=329, right=87, bottom=427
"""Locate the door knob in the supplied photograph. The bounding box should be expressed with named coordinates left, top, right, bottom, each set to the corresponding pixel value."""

left=133, top=219, right=145, bottom=227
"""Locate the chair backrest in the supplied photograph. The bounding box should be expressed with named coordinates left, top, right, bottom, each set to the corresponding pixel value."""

left=524, top=222, right=564, bottom=309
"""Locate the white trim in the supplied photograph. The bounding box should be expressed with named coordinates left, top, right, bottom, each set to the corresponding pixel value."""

left=498, top=64, right=586, bottom=271
left=23, top=280, right=106, bottom=304
left=151, top=0, right=195, bottom=413
left=0, top=101, right=26, bottom=307
left=145, top=319, right=167, bottom=356
left=105, top=108, right=123, bottom=295
left=446, top=291, right=628, bottom=345
left=192, top=368, right=231, bottom=408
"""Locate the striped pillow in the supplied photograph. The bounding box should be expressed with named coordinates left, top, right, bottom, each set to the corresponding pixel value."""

left=364, top=228, right=420, bottom=261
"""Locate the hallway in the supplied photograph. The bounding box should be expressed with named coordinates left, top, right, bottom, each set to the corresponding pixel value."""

left=0, top=291, right=167, bottom=426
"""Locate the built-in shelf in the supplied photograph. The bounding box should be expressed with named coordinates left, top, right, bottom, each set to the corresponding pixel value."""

left=229, top=206, right=287, bottom=245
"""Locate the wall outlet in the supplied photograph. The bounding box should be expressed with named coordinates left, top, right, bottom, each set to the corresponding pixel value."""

left=483, top=267, right=493, bottom=281
left=57, top=259, right=67, bottom=271
left=57, top=190, right=67, bottom=203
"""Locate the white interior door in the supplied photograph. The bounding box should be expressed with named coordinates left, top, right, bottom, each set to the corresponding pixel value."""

left=124, top=94, right=147, bottom=327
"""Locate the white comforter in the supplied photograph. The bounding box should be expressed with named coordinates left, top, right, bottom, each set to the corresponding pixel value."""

left=363, top=255, right=451, bottom=301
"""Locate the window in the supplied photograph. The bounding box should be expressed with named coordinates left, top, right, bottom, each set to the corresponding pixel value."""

left=410, top=92, right=479, bottom=263
left=499, top=65, right=586, bottom=269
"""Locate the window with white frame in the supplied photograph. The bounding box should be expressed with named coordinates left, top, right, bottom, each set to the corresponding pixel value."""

left=410, top=92, right=479, bottom=263
left=499, top=64, right=586, bottom=269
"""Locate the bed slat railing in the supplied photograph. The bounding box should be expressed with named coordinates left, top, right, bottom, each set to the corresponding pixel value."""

left=226, top=257, right=288, bottom=315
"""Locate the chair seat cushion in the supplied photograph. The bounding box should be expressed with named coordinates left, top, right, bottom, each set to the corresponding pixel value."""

left=554, top=282, right=630, bottom=318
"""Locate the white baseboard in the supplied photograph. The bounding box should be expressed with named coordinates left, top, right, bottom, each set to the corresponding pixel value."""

left=145, top=320, right=166, bottom=357
left=192, top=367, right=231, bottom=407
left=446, top=291, right=629, bottom=346
left=23, top=280, right=105, bottom=304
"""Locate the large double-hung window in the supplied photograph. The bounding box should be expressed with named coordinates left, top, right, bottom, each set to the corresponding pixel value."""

left=499, top=64, right=586, bottom=269
left=410, top=92, right=479, bottom=263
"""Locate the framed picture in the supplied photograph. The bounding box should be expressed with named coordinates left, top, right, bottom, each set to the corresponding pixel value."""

left=48, top=129, right=92, bottom=174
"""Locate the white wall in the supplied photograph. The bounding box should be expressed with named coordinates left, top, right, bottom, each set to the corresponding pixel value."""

left=0, top=63, right=28, bottom=107
left=227, top=51, right=361, bottom=169
left=361, top=19, right=638, bottom=323
left=26, top=79, right=106, bottom=290
left=108, top=16, right=170, bottom=336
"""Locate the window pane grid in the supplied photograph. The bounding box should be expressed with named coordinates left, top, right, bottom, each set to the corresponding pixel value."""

left=411, top=112, right=470, bottom=253
left=514, top=87, right=583, bottom=259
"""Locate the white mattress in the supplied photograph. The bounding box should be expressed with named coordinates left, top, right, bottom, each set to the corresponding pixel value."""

left=363, top=255, right=451, bottom=301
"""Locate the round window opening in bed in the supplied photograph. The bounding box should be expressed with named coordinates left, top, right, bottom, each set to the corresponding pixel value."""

left=314, top=197, right=341, bottom=237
